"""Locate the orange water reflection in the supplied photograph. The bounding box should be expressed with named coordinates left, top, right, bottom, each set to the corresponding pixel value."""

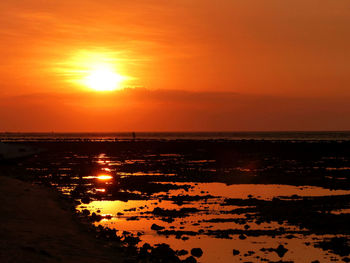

left=97, top=174, right=113, bottom=181
left=77, top=183, right=350, bottom=263
left=82, top=174, right=113, bottom=181
left=78, top=198, right=346, bottom=263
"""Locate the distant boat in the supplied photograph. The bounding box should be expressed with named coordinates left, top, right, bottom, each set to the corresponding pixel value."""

left=0, top=142, right=41, bottom=160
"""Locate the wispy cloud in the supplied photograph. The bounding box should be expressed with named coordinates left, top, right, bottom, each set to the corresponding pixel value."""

left=1, top=89, right=349, bottom=132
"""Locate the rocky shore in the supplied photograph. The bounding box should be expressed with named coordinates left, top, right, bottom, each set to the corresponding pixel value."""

left=0, top=175, right=121, bottom=263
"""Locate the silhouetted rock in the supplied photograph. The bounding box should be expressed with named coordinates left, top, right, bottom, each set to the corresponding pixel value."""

left=151, top=223, right=165, bottom=231
left=151, top=243, right=180, bottom=262
left=191, top=248, right=203, bottom=258
left=239, top=234, right=246, bottom=240
left=81, top=196, right=91, bottom=204
left=183, top=256, right=197, bottom=263
left=316, top=237, right=350, bottom=257
left=177, top=249, right=188, bottom=256
left=232, top=249, right=240, bottom=255
left=276, top=244, right=288, bottom=257
left=82, top=209, right=90, bottom=216
left=90, top=212, right=102, bottom=222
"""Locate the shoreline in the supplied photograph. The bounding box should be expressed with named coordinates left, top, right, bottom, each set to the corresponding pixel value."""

left=0, top=174, right=122, bottom=263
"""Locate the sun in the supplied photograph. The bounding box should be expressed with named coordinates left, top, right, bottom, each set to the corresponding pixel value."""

left=84, top=65, right=125, bottom=91
left=57, top=50, right=132, bottom=92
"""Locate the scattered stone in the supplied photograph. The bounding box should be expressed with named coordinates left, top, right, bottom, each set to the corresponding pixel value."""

left=177, top=249, right=189, bottom=256
left=151, top=223, right=165, bottom=231
left=151, top=244, right=179, bottom=262
left=90, top=212, right=102, bottom=222
left=275, top=244, right=288, bottom=258
left=316, top=237, right=350, bottom=257
left=81, top=197, right=91, bottom=204
left=191, top=248, right=203, bottom=258
left=183, top=256, right=197, bottom=263
left=82, top=209, right=90, bottom=216
left=126, top=216, right=139, bottom=221
left=239, top=234, right=247, bottom=240
left=232, top=249, right=240, bottom=255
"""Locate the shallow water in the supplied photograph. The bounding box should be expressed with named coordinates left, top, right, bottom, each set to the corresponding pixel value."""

left=21, top=140, right=350, bottom=262
left=77, top=179, right=350, bottom=262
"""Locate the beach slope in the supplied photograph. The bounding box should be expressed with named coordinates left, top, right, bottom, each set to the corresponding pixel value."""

left=0, top=175, right=119, bottom=263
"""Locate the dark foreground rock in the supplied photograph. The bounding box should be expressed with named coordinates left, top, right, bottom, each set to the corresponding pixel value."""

left=0, top=176, right=122, bottom=263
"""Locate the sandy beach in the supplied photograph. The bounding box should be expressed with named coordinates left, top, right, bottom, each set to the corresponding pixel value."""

left=0, top=174, right=121, bottom=263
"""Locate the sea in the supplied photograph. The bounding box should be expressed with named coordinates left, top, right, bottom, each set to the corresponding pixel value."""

left=1, top=131, right=350, bottom=142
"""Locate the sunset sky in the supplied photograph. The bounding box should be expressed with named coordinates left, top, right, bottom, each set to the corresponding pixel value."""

left=0, top=0, right=349, bottom=132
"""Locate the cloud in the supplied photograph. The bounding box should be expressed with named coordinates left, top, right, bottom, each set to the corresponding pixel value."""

left=1, top=88, right=350, bottom=132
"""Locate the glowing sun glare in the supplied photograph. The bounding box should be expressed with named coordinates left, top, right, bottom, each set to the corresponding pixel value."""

left=60, top=50, right=131, bottom=92
left=85, top=66, right=125, bottom=91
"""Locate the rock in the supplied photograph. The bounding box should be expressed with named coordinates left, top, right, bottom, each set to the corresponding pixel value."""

left=275, top=244, right=288, bottom=257
left=177, top=249, right=188, bottom=256
left=82, top=209, right=90, bottom=216
left=90, top=212, right=102, bottom=222
left=232, top=249, right=240, bottom=255
left=81, top=196, right=91, bottom=204
left=151, top=223, right=165, bottom=231
left=191, top=248, right=203, bottom=258
left=151, top=244, right=179, bottom=262
left=239, top=234, right=246, bottom=240
left=142, top=243, right=152, bottom=250
left=183, top=256, right=197, bottom=263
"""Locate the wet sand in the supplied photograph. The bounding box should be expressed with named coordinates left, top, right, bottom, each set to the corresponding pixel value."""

left=0, top=175, right=121, bottom=263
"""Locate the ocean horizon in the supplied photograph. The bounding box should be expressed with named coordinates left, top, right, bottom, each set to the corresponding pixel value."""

left=1, top=131, right=350, bottom=142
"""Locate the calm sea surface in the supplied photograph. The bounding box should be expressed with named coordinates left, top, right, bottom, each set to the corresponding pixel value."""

left=1, top=131, right=350, bottom=142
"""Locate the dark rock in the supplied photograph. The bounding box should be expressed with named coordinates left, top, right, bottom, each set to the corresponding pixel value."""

left=239, top=234, right=246, bottom=240
left=177, top=249, right=189, bottom=256
left=151, top=243, right=180, bottom=262
left=316, top=237, right=350, bottom=257
left=90, top=212, right=102, bottom=222
left=82, top=209, right=90, bottom=216
left=183, top=256, right=197, bottom=263
left=151, top=223, right=165, bottom=231
left=275, top=244, right=288, bottom=258
left=232, top=249, right=240, bottom=255
left=81, top=196, right=91, bottom=204
left=191, top=248, right=203, bottom=258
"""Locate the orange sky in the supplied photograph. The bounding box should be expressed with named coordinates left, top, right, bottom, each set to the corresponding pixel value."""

left=0, top=0, right=349, bottom=132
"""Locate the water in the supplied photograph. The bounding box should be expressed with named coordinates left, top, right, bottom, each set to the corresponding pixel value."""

left=2, top=131, right=350, bottom=142
left=19, top=139, right=350, bottom=262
